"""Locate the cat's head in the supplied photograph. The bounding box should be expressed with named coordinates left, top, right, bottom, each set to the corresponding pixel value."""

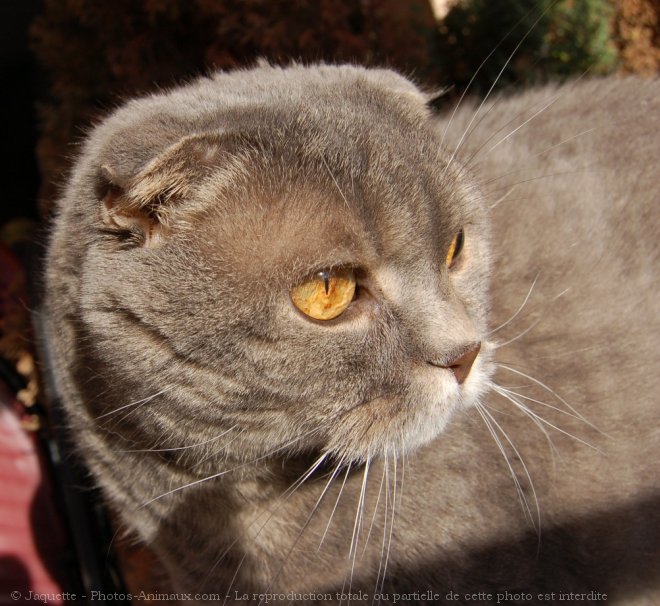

left=62, top=64, right=494, bottom=467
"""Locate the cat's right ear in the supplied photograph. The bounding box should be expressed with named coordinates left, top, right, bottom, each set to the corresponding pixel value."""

left=96, top=134, right=225, bottom=248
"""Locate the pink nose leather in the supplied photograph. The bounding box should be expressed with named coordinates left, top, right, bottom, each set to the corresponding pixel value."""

left=442, top=342, right=481, bottom=384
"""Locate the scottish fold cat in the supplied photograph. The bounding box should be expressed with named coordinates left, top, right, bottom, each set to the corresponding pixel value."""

left=44, top=64, right=659, bottom=604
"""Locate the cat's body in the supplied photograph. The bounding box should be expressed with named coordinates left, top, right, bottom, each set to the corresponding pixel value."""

left=43, top=65, right=659, bottom=604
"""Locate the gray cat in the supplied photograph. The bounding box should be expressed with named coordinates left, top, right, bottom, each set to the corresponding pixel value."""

left=43, top=64, right=659, bottom=604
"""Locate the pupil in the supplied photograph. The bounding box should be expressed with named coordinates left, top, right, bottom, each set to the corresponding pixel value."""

left=455, top=229, right=464, bottom=258
left=322, top=271, right=330, bottom=294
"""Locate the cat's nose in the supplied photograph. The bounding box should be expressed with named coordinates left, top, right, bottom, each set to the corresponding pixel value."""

left=431, top=342, right=481, bottom=384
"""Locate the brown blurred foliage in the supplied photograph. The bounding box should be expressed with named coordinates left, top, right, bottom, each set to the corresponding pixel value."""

left=613, top=0, right=660, bottom=75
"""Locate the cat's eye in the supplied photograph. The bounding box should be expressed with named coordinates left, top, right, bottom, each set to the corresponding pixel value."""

left=291, top=267, right=356, bottom=321
left=446, top=228, right=465, bottom=269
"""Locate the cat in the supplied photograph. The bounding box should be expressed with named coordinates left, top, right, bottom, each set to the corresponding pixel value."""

left=43, top=63, right=660, bottom=604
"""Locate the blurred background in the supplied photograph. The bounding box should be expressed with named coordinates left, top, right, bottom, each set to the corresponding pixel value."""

left=0, top=0, right=658, bottom=603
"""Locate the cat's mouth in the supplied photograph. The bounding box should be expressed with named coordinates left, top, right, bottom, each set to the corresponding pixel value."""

left=323, top=342, right=493, bottom=461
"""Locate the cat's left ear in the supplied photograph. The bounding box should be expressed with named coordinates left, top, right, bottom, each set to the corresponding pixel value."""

left=97, top=134, right=225, bottom=247
left=424, top=87, right=451, bottom=112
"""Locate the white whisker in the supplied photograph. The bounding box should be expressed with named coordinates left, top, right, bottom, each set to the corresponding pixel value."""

left=189, top=428, right=247, bottom=469
left=495, top=319, right=541, bottom=348
left=443, top=5, right=554, bottom=176
left=119, top=425, right=236, bottom=453
left=482, top=164, right=600, bottom=190
left=221, top=553, right=247, bottom=606
left=373, top=450, right=390, bottom=605
left=489, top=185, right=518, bottom=209
left=344, top=458, right=371, bottom=605
left=141, top=428, right=321, bottom=506
left=379, top=447, right=397, bottom=598
left=219, top=451, right=333, bottom=603
left=488, top=274, right=539, bottom=337
left=488, top=386, right=559, bottom=462
left=439, top=2, right=544, bottom=149
left=481, top=95, right=563, bottom=157
left=472, top=67, right=595, bottom=167
left=494, top=383, right=583, bottom=424
left=531, top=128, right=597, bottom=161
left=495, top=387, right=603, bottom=453
left=321, top=155, right=350, bottom=209
left=255, top=454, right=340, bottom=605
left=362, top=457, right=386, bottom=557
left=95, top=385, right=176, bottom=420
left=318, top=463, right=352, bottom=550
left=496, top=363, right=605, bottom=434
left=465, top=89, right=566, bottom=169
left=476, top=402, right=540, bottom=533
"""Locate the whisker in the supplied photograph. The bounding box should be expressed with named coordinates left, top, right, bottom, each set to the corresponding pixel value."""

left=118, top=425, right=236, bottom=453
left=488, top=184, right=518, bottom=210
left=343, top=458, right=371, bottom=605
left=362, top=457, right=386, bottom=557
left=318, top=463, right=353, bottom=550
left=321, top=155, right=350, bottom=209
left=496, top=387, right=603, bottom=453
left=141, top=427, right=321, bottom=506
left=526, top=128, right=597, bottom=162
left=469, top=70, right=595, bottom=168
left=373, top=450, right=390, bottom=606
left=481, top=163, right=601, bottom=189
left=188, top=428, right=247, bottom=469
left=496, top=363, right=605, bottom=434
left=495, top=319, right=541, bottom=348
left=488, top=387, right=559, bottom=462
left=377, top=447, right=398, bottom=599
left=95, top=385, right=176, bottom=420
left=464, top=89, right=566, bottom=169
left=281, top=457, right=344, bottom=558
left=493, top=383, right=584, bottom=424
left=438, top=2, right=545, bottom=149
left=221, top=552, right=247, bottom=606
left=254, top=453, right=340, bottom=605
left=443, top=3, right=555, bottom=176
left=480, top=405, right=542, bottom=543
left=482, top=129, right=598, bottom=193
left=532, top=343, right=602, bottom=361
left=487, top=274, right=539, bottom=337
left=480, top=95, right=564, bottom=158
left=476, top=403, right=540, bottom=533
left=219, top=451, right=333, bottom=603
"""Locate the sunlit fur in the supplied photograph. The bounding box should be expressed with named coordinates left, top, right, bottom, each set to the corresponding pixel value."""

left=44, top=64, right=659, bottom=602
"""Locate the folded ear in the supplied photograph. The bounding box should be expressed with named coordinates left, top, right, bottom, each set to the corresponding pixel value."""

left=424, top=86, right=452, bottom=111
left=97, top=134, right=225, bottom=247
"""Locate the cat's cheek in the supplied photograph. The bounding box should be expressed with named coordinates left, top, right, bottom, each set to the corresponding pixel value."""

left=323, top=369, right=466, bottom=461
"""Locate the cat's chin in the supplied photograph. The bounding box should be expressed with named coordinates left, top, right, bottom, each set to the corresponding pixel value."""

left=323, top=342, right=495, bottom=463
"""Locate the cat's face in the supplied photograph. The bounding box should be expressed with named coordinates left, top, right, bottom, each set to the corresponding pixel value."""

left=74, top=66, right=494, bottom=467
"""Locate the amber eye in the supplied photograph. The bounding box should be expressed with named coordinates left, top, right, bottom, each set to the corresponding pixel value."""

left=446, top=228, right=465, bottom=269
left=291, top=267, right=357, bottom=321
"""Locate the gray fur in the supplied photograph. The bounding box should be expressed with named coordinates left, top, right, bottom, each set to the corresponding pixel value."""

left=44, top=64, right=659, bottom=604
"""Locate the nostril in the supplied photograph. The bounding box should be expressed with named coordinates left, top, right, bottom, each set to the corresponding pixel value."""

left=429, top=342, right=481, bottom=385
